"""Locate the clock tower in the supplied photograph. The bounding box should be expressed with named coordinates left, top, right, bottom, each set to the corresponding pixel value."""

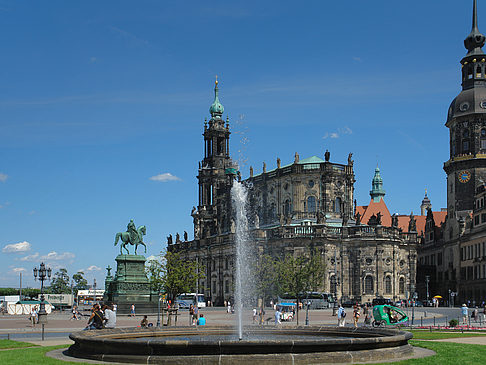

left=444, top=0, right=486, bottom=217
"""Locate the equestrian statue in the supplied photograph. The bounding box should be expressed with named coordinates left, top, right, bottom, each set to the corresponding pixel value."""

left=114, top=219, right=147, bottom=255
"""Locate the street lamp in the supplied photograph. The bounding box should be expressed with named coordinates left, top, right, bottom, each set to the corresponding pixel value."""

left=33, top=262, right=52, bottom=341
left=156, top=292, right=161, bottom=327
left=425, top=275, right=430, bottom=302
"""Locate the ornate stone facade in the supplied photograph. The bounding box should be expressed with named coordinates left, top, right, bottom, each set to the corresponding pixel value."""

left=169, top=79, right=418, bottom=306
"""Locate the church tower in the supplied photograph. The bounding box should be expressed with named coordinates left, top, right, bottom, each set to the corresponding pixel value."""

left=370, top=166, right=386, bottom=202
left=444, top=0, right=486, bottom=217
left=195, top=79, right=237, bottom=238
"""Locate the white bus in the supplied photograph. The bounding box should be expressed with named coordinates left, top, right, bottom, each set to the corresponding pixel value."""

left=176, top=293, right=206, bottom=308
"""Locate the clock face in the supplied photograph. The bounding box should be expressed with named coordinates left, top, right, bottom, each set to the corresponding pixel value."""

left=458, top=170, right=471, bottom=183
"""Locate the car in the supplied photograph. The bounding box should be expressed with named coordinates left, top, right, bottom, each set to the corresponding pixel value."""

left=422, top=300, right=434, bottom=307
left=372, top=298, right=393, bottom=306
left=413, top=300, right=423, bottom=307
left=342, top=300, right=357, bottom=308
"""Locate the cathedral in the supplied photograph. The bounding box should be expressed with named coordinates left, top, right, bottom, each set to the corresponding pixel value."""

left=168, top=77, right=421, bottom=306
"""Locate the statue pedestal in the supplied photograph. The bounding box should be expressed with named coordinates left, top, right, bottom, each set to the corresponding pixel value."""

left=104, top=255, right=157, bottom=314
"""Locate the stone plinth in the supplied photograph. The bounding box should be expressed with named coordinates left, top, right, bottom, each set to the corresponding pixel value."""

left=104, top=255, right=157, bottom=314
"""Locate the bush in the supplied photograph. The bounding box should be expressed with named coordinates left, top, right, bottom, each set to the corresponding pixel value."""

left=449, top=319, right=458, bottom=327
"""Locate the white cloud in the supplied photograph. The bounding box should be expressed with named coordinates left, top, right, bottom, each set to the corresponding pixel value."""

left=41, top=251, right=75, bottom=261
left=12, top=267, right=26, bottom=273
left=323, top=126, right=352, bottom=140
left=353, top=56, right=362, bottom=62
left=0, top=173, right=7, bottom=182
left=89, top=57, right=97, bottom=63
left=146, top=255, right=158, bottom=262
left=20, top=251, right=75, bottom=264
left=20, top=252, right=39, bottom=261
left=149, top=173, right=181, bottom=182
left=2, top=241, right=31, bottom=253
left=85, top=265, right=101, bottom=272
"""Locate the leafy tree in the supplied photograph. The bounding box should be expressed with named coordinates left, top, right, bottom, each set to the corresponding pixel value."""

left=72, top=271, right=88, bottom=292
left=253, top=254, right=277, bottom=319
left=276, top=249, right=326, bottom=325
left=146, top=251, right=205, bottom=302
left=49, top=268, right=71, bottom=294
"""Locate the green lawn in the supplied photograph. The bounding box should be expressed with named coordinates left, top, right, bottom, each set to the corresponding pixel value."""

left=377, top=340, right=486, bottom=364
left=0, top=345, right=84, bottom=364
left=0, top=339, right=38, bottom=349
left=410, top=329, right=486, bottom=340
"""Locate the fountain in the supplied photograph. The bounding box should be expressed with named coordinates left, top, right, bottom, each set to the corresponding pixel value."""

left=66, top=179, right=421, bottom=364
left=231, top=180, right=253, bottom=340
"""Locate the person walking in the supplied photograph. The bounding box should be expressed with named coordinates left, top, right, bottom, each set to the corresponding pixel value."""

left=472, top=307, right=479, bottom=323
left=274, top=308, right=281, bottom=325
left=353, top=305, right=360, bottom=328
left=253, top=308, right=257, bottom=323
left=30, top=307, right=37, bottom=327
left=130, top=304, right=136, bottom=317
left=189, top=304, right=194, bottom=325
left=227, top=301, right=231, bottom=314
left=193, top=305, right=199, bottom=325
left=461, top=304, right=469, bottom=325
left=337, top=304, right=346, bottom=327
left=363, top=305, right=370, bottom=325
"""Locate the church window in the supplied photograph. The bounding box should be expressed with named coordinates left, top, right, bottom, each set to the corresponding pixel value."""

left=463, top=129, right=470, bottom=138
left=270, top=203, right=276, bottom=219
left=399, top=277, right=405, bottom=294
left=468, top=66, right=473, bottom=79
left=463, top=139, right=470, bottom=153
left=364, top=276, right=374, bottom=294
left=308, top=180, right=315, bottom=188
left=477, top=65, right=482, bottom=78
left=335, top=197, right=342, bottom=213
left=307, top=196, right=317, bottom=213
left=384, top=276, right=392, bottom=294
left=224, top=280, right=229, bottom=293
left=482, top=129, right=486, bottom=137
left=217, top=138, right=224, bottom=155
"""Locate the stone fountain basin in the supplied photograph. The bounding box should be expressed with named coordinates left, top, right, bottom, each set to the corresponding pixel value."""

left=68, top=326, right=413, bottom=364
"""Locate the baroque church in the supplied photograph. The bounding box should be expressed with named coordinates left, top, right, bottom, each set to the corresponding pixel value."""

left=168, top=77, right=422, bottom=306
left=417, top=1, right=486, bottom=306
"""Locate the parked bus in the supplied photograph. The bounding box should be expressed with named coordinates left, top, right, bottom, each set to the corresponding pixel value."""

left=278, top=292, right=335, bottom=309
left=175, top=293, right=206, bottom=308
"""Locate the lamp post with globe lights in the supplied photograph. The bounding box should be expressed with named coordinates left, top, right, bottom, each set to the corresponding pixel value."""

left=33, top=262, right=52, bottom=340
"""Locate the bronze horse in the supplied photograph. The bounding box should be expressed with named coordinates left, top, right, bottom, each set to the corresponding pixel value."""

left=114, top=225, right=147, bottom=255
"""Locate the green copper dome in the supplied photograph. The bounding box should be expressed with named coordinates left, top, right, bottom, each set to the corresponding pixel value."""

left=370, top=166, right=386, bottom=202
left=209, top=79, right=224, bottom=119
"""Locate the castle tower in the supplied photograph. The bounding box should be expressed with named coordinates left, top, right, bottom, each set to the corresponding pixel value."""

left=420, top=190, right=432, bottom=216
left=370, top=166, right=386, bottom=202
left=195, top=79, right=237, bottom=238
left=444, top=0, right=486, bottom=216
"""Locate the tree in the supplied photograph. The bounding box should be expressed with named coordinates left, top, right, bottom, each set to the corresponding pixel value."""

left=49, top=268, right=71, bottom=294
left=146, top=251, right=205, bottom=302
left=72, top=271, right=88, bottom=292
left=253, top=254, right=277, bottom=319
left=276, top=249, right=326, bottom=325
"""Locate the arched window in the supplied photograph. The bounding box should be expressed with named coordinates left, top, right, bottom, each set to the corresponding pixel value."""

left=307, top=196, right=316, bottom=213
left=335, top=197, right=342, bottom=213
left=399, top=277, right=405, bottom=294
left=468, top=66, right=474, bottom=79
left=477, top=65, right=482, bottom=78
left=364, top=276, right=374, bottom=294
left=481, top=129, right=486, bottom=150
left=384, top=276, right=392, bottom=294
left=463, top=139, right=470, bottom=153
left=284, top=199, right=291, bottom=216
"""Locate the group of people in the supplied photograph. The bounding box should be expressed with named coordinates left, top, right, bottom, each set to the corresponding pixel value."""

left=85, top=303, right=117, bottom=330
left=461, top=303, right=486, bottom=324
left=189, top=304, right=206, bottom=325
left=337, top=303, right=371, bottom=328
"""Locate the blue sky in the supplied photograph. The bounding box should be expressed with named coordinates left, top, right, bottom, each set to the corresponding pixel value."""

left=0, top=0, right=478, bottom=287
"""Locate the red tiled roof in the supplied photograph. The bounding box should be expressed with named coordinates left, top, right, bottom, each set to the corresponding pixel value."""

left=358, top=198, right=392, bottom=226
left=357, top=199, right=446, bottom=233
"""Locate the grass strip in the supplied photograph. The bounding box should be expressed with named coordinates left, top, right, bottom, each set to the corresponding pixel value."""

left=0, top=345, right=87, bottom=364
left=410, top=330, right=486, bottom=340
left=0, top=339, right=39, bottom=349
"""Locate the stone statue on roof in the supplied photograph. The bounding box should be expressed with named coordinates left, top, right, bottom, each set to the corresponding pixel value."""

left=408, top=212, right=416, bottom=232
left=376, top=212, right=382, bottom=225
left=392, top=214, right=398, bottom=228
left=355, top=212, right=361, bottom=225
left=325, top=150, right=330, bottom=162
left=348, top=153, right=354, bottom=166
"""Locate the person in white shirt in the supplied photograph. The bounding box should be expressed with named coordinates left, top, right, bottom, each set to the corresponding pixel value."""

left=103, top=303, right=117, bottom=329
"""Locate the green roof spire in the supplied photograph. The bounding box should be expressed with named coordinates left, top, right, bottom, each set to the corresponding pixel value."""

left=370, top=166, right=386, bottom=202
left=209, top=76, right=224, bottom=119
